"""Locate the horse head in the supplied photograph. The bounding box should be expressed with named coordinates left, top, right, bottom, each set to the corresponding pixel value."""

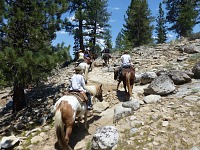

left=95, top=84, right=103, bottom=102
left=85, top=84, right=103, bottom=102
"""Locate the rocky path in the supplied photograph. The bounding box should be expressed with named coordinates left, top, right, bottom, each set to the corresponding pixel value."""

left=32, top=65, right=200, bottom=150
left=1, top=40, right=200, bottom=150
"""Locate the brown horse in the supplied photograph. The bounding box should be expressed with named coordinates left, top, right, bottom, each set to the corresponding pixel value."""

left=114, top=67, right=135, bottom=101
left=53, top=84, right=103, bottom=150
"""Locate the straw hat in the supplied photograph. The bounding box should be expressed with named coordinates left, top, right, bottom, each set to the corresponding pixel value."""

left=124, top=50, right=129, bottom=54
left=75, top=67, right=83, bottom=74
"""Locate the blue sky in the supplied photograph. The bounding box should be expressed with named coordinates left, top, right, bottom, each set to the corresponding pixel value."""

left=52, top=0, right=199, bottom=57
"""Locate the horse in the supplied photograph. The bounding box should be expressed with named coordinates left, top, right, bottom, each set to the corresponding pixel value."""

left=78, top=62, right=90, bottom=83
left=114, top=67, right=135, bottom=101
left=54, top=84, right=103, bottom=150
left=102, top=53, right=111, bottom=66
left=84, top=58, right=93, bottom=71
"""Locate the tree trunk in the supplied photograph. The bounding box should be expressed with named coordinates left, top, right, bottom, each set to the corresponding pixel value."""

left=12, top=83, right=26, bottom=113
left=79, top=19, right=84, bottom=51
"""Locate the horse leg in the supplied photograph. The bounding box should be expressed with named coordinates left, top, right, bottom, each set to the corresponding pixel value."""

left=117, top=81, right=121, bottom=90
left=84, top=110, right=88, bottom=130
left=130, top=84, right=133, bottom=97
left=123, top=81, right=128, bottom=101
left=77, top=117, right=81, bottom=127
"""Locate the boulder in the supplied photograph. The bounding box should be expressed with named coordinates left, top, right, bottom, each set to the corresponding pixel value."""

left=192, top=62, right=200, bottom=79
left=144, top=74, right=176, bottom=95
left=91, top=126, right=119, bottom=150
left=140, top=72, right=157, bottom=85
left=167, top=70, right=191, bottom=85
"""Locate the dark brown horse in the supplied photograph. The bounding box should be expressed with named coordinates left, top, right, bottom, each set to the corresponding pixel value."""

left=102, top=53, right=111, bottom=66
left=114, top=67, right=135, bottom=101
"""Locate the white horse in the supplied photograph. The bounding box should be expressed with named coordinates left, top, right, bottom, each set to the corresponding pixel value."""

left=54, top=84, right=103, bottom=150
left=78, top=62, right=90, bottom=83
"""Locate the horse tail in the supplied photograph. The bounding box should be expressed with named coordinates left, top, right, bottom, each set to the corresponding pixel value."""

left=126, top=72, right=132, bottom=97
left=54, top=104, right=70, bottom=150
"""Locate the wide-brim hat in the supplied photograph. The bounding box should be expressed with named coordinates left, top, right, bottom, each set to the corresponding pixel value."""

left=124, top=50, right=129, bottom=54
left=75, top=67, right=83, bottom=74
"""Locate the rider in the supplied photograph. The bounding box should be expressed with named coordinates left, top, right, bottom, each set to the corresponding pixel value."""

left=77, top=49, right=84, bottom=63
left=84, top=49, right=91, bottom=59
left=69, top=67, right=93, bottom=110
left=116, top=50, right=132, bottom=80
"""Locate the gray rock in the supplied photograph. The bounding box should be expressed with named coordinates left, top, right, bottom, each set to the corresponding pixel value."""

left=0, top=135, right=20, bottom=149
left=140, top=72, right=157, bottom=85
left=179, top=45, right=199, bottom=54
left=113, top=104, right=132, bottom=123
left=144, top=75, right=176, bottom=95
left=143, top=94, right=162, bottom=104
left=190, top=146, right=200, bottom=150
left=91, top=126, right=119, bottom=150
left=135, top=73, right=142, bottom=83
left=167, top=70, right=191, bottom=85
left=129, top=128, right=138, bottom=134
left=184, top=70, right=194, bottom=78
left=122, top=99, right=140, bottom=111
left=192, top=62, right=200, bottom=79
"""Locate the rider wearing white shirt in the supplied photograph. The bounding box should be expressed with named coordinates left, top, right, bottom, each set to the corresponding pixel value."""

left=69, top=67, right=93, bottom=110
left=116, top=50, right=132, bottom=80
left=70, top=73, right=86, bottom=93
left=121, top=53, right=131, bottom=67
left=78, top=49, right=84, bottom=59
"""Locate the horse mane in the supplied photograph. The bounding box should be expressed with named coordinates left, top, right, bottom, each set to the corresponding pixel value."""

left=85, top=84, right=103, bottom=101
left=85, top=84, right=101, bottom=95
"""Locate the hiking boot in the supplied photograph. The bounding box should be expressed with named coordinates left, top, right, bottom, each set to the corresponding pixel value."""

left=87, top=105, right=93, bottom=110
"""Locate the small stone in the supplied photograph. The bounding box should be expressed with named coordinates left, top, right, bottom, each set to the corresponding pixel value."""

left=162, top=121, right=169, bottom=127
left=153, top=141, right=159, bottom=146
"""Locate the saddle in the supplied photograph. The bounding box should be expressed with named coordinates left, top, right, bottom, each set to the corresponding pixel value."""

left=68, top=91, right=88, bottom=103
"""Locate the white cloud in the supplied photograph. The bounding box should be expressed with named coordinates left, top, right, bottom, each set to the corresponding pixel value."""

left=113, top=7, right=120, bottom=10
left=110, top=19, right=117, bottom=23
left=167, top=34, right=174, bottom=38
left=152, top=36, right=157, bottom=39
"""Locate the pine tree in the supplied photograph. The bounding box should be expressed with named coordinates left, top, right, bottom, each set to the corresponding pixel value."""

left=115, top=32, right=124, bottom=50
left=0, top=0, right=69, bottom=113
left=103, top=29, right=112, bottom=50
left=85, top=0, right=111, bottom=55
left=64, top=0, right=111, bottom=57
left=122, top=0, right=154, bottom=48
left=155, top=3, right=167, bottom=44
left=164, top=0, right=199, bottom=37
left=64, top=0, right=88, bottom=56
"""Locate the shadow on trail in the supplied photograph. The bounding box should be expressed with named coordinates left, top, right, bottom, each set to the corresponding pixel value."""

left=116, top=90, right=126, bottom=102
